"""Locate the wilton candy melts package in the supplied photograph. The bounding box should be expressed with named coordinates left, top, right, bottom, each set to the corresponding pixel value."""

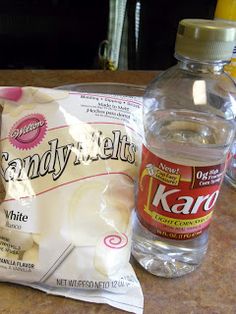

left=0, top=87, right=144, bottom=313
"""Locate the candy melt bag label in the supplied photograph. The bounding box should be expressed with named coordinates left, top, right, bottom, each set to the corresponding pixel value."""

left=0, top=87, right=144, bottom=314
left=137, top=145, right=226, bottom=240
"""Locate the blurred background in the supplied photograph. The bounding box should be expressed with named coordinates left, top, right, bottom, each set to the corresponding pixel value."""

left=0, top=0, right=217, bottom=70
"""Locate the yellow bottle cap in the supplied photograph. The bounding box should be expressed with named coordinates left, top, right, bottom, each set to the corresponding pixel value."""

left=175, top=19, right=236, bottom=61
left=215, top=0, right=236, bottom=21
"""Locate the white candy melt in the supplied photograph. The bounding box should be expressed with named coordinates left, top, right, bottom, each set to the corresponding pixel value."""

left=1, top=229, right=33, bottom=251
left=7, top=252, right=19, bottom=260
left=32, top=234, right=40, bottom=246
left=23, top=244, right=38, bottom=263
left=68, top=178, right=130, bottom=247
left=0, top=250, right=7, bottom=258
left=94, top=232, right=130, bottom=276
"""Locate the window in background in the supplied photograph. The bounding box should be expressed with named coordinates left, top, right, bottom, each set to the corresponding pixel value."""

left=101, top=0, right=217, bottom=70
left=0, top=0, right=109, bottom=69
left=128, top=0, right=217, bottom=70
left=0, top=0, right=217, bottom=70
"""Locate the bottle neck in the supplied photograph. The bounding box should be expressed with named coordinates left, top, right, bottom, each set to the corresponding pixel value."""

left=175, top=53, right=228, bottom=75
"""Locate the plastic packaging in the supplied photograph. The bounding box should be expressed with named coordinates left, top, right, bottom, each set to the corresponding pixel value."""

left=132, top=19, right=236, bottom=278
left=214, top=0, right=236, bottom=188
left=0, top=86, right=144, bottom=313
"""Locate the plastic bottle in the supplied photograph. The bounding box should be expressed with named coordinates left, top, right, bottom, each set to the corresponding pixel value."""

left=214, top=0, right=236, bottom=188
left=132, top=19, right=236, bottom=278
left=214, top=0, right=236, bottom=81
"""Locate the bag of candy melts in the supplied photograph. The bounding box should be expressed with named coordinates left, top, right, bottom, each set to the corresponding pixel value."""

left=0, top=87, right=144, bottom=314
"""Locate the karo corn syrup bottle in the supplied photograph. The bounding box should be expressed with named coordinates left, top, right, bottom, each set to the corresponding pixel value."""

left=132, top=19, right=236, bottom=277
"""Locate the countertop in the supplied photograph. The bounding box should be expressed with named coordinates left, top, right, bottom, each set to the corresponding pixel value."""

left=0, top=70, right=235, bottom=314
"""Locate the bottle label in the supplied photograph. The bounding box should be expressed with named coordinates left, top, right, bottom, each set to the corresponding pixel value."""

left=137, top=145, right=226, bottom=240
